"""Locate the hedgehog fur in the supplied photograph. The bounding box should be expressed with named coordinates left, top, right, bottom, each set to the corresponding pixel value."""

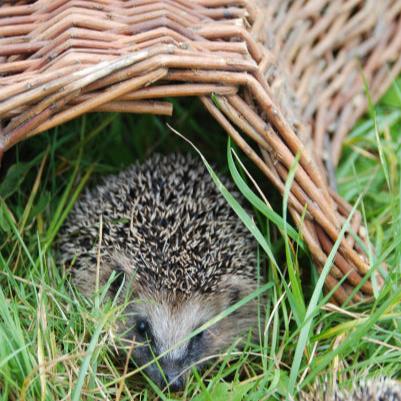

left=299, top=377, right=401, bottom=401
left=58, top=153, right=259, bottom=390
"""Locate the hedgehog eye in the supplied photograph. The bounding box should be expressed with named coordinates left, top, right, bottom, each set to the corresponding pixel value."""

left=188, top=329, right=205, bottom=353
left=136, top=319, right=149, bottom=336
left=192, top=327, right=205, bottom=343
left=194, top=331, right=204, bottom=341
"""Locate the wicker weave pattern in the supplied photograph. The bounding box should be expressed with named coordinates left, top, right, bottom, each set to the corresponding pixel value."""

left=1, top=0, right=400, bottom=303
left=259, top=0, right=401, bottom=167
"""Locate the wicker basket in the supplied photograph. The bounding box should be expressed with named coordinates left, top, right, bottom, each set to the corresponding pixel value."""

left=1, top=0, right=400, bottom=304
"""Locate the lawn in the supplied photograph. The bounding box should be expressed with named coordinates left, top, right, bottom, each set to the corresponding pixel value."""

left=0, top=78, right=400, bottom=400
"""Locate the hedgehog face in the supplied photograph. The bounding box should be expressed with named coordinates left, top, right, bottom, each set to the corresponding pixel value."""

left=121, top=281, right=258, bottom=391
left=124, top=294, right=215, bottom=391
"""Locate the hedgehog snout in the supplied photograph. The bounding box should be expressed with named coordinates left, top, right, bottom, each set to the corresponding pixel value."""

left=162, top=363, right=186, bottom=392
left=143, top=355, right=187, bottom=392
left=166, top=374, right=185, bottom=392
left=152, top=336, right=203, bottom=391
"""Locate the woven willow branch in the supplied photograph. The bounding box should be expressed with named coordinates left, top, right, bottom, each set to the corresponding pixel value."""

left=1, top=0, right=400, bottom=303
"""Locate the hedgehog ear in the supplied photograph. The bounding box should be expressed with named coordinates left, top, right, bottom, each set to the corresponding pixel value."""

left=228, top=287, right=241, bottom=306
left=71, top=262, right=119, bottom=298
left=72, top=264, right=131, bottom=298
left=221, top=275, right=256, bottom=307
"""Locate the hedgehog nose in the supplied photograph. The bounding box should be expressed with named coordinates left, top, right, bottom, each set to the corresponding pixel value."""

left=165, top=373, right=184, bottom=392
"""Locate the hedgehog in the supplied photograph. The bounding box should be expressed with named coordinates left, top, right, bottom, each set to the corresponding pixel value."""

left=299, top=377, right=401, bottom=401
left=58, top=153, right=259, bottom=391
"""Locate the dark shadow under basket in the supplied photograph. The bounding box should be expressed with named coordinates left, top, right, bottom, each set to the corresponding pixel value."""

left=1, top=0, right=400, bottom=304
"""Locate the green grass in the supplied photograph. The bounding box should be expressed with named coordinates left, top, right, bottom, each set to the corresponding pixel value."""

left=1, top=79, right=401, bottom=401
